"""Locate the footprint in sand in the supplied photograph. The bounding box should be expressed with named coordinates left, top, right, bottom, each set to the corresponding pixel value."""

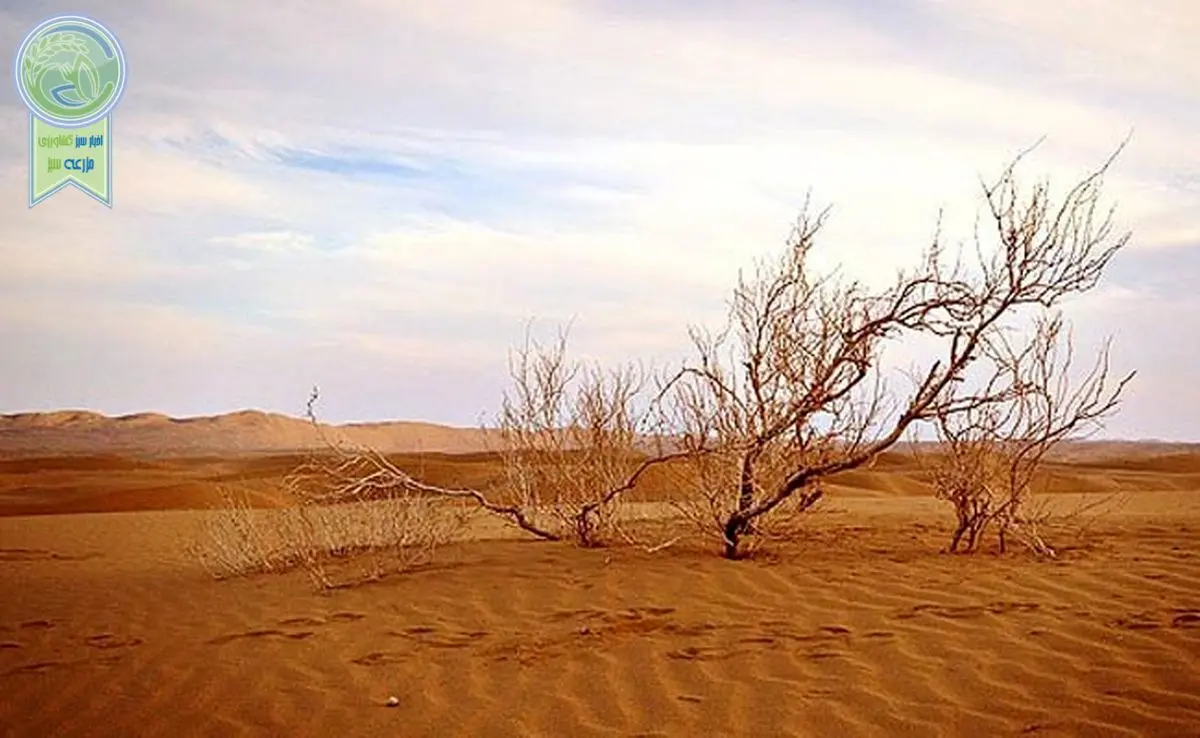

left=352, top=650, right=406, bottom=667
left=275, top=612, right=364, bottom=629
left=211, top=612, right=364, bottom=646
left=390, top=626, right=489, bottom=648
left=0, top=549, right=55, bottom=562
left=1107, top=608, right=1200, bottom=631
left=18, top=619, right=54, bottom=631
left=894, top=601, right=1040, bottom=621
left=0, top=548, right=98, bottom=562
left=987, top=601, right=1041, bottom=615
left=278, top=616, right=327, bottom=627
left=3, top=660, right=73, bottom=676
left=1171, top=611, right=1200, bottom=628
left=666, top=645, right=739, bottom=662
left=85, top=634, right=144, bottom=650
left=208, top=629, right=316, bottom=645
left=1110, top=610, right=1162, bottom=630
left=1121, top=621, right=1160, bottom=631
left=636, top=607, right=676, bottom=617
left=738, top=635, right=778, bottom=645
left=548, top=606, right=676, bottom=625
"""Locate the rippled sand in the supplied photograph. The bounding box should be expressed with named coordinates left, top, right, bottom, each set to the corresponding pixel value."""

left=1, top=486, right=1198, bottom=737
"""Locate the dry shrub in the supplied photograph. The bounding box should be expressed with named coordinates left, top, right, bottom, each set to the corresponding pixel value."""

left=661, top=141, right=1133, bottom=559
left=923, top=312, right=1133, bottom=557
left=1011, top=489, right=1129, bottom=557
left=666, top=436, right=825, bottom=558
left=191, top=479, right=472, bottom=590
left=492, top=325, right=684, bottom=548
left=281, top=326, right=690, bottom=553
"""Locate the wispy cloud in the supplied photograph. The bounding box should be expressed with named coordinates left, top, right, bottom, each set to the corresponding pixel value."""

left=209, top=231, right=315, bottom=255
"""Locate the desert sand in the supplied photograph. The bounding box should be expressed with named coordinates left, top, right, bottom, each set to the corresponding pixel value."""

left=1, top=412, right=1198, bottom=737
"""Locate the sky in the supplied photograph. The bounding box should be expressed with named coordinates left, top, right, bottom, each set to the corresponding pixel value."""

left=0, top=1, right=1197, bottom=439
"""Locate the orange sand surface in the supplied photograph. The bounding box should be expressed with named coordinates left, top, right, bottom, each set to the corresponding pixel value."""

left=1, top=448, right=1198, bottom=736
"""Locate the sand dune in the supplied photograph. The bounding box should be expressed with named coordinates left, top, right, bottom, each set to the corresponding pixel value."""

left=2, top=409, right=1199, bottom=518
left=5, top=444, right=1200, bottom=517
left=3, top=409, right=1197, bottom=461
left=1, top=496, right=1198, bottom=736
left=0, top=409, right=499, bottom=457
left=0, top=451, right=524, bottom=516
left=2, top=414, right=1199, bottom=735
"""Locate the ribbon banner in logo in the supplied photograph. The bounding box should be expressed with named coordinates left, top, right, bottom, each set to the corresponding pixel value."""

left=14, top=15, right=127, bottom=207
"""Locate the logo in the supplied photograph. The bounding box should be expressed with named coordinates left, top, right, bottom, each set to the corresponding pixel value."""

left=14, top=15, right=127, bottom=207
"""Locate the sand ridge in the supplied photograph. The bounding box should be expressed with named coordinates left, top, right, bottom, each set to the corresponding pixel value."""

left=1, top=419, right=1199, bottom=735
left=0, top=500, right=1198, bottom=736
left=0, top=409, right=500, bottom=457
left=4, top=443, right=1200, bottom=517
left=2, top=409, right=1197, bottom=460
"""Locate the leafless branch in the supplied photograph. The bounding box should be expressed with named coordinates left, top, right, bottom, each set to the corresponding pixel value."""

left=663, top=141, right=1134, bottom=558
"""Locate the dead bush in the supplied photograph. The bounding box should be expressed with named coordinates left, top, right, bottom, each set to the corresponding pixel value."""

left=923, top=315, right=1133, bottom=556
left=662, top=141, right=1133, bottom=559
left=190, top=480, right=471, bottom=590
left=293, top=325, right=690, bottom=552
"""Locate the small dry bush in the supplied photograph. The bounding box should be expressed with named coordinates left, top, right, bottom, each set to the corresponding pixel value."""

left=191, top=480, right=472, bottom=590
left=253, top=327, right=691, bottom=555
left=999, top=487, right=1129, bottom=557
left=492, top=325, right=683, bottom=548
left=921, top=313, right=1132, bottom=557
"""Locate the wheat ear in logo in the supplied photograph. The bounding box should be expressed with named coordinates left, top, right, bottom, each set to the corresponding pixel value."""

left=14, top=15, right=127, bottom=207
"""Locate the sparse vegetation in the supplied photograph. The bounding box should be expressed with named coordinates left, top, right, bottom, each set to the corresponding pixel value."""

left=494, top=325, right=689, bottom=548
left=190, top=480, right=471, bottom=590
left=660, top=141, right=1132, bottom=558
left=923, top=312, right=1133, bottom=556
left=286, top=326, right=689, bottom=550
left=190, top=141, right=1135, bottom=572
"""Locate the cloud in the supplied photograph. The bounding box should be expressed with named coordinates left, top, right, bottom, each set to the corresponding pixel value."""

left=209, top=231, right=315, bottom=255
left=115, top=144, right=276, bottom=215
left=938, top=0, right=1200, bottom=93
left=0, top=0, right=1195, bottom=437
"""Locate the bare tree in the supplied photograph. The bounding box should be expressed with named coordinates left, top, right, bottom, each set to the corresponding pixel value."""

left=294, top=386, right=560, bottom=542
left=667, top=142, right=1131, bottom=558
left=297, top=325, right=691, bottom=549
left=495, top=325, right=688, bottom=547
left=925, top=312, right=1134, bottom=555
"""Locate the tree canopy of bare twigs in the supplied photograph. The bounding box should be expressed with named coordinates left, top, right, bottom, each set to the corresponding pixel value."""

left=665, top=141, right=1133, bottom=559
left=494, top=325, right=692, bottom=547
left=924, top=312, right=1134, bottom=556
left=298, top=325, right=691, bottom=549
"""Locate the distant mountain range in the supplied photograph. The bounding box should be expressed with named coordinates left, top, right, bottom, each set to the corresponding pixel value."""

left=0, top=409, right=499, bottom=457
left=0, top=409, right=1196, bottom=460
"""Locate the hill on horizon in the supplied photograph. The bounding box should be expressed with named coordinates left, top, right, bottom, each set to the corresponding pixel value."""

left=0, top=408, right=500, bottom=457
left=0, top=408, right=1197, bottom=461
left=1, top=409, right=1199, bottom=517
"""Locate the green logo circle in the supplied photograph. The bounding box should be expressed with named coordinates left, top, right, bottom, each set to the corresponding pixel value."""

left=14, top=15, right=127, bottom=128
